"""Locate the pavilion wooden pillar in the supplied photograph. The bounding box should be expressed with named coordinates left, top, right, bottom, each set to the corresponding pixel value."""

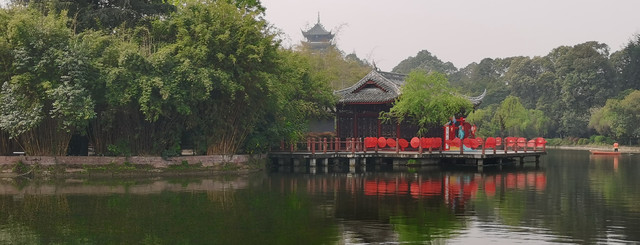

left=377, top=119, right=382, bottom=138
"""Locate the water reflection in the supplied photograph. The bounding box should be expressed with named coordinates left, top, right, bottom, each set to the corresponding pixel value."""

left=267, top=166, right=550, bottom=243
left=0, top=150, right=639, bottom=244
left=1, top=175, right=337, bottom=245
left=0, top=177, right=252, bottom=196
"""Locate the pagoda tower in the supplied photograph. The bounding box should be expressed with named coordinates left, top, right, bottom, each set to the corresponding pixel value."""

left=301, top=13, right=334, bottom=50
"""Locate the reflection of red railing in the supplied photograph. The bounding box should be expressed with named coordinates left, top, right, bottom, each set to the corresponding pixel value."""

left=363, top=172, right=547, bottom=199
left=277, top=137, right=547, bottom=155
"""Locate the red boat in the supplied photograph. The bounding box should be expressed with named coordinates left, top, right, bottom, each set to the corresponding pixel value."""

left=590, top=150, right=621, bottom=155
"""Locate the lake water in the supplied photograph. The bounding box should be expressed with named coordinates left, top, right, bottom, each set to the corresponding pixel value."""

left=1, top=149, right=639, bottom=244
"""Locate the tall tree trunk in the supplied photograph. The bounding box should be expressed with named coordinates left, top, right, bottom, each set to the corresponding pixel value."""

left=0, top=130, right=15, bottom=155
left=17, top=118, right=73, bottom=156
left=89, top=109, right=182, bottom=156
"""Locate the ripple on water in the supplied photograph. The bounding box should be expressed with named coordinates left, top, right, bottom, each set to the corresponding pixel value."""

left=448, top=220, right=583, bottom=244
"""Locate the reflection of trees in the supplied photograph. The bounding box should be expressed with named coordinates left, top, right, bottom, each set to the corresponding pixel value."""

left=271, top=173, right=468, bottom=243
left=589, top=156, right=640, bottom=213
left=588, top=155, right=640, bottom=242
left=390, top=206, right=462, bottom=243
left=0, top=195, right=71, bottom=243
left=271, top=171, right=547, bottom=243
left=2, top=153, right=640, bottom=244
left=471, top=150, right=640, bottom=243
left=206, top=189, right=236, bottom=210
left=0, top=180, right=338, bottom=244
left=539, top=152, right=640, bottom=243
left=475, top=160, right=606, bottom=243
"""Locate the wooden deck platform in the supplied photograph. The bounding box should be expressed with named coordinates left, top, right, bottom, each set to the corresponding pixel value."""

left=269, top=138, right=546, bottom=171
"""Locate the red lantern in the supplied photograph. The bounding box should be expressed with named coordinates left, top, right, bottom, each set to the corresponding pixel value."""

left=410, top=137, right=420, bottom=148
left=386, top=138, right=397, bottom=148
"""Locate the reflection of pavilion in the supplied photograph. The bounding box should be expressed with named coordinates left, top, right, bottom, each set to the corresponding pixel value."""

left=273, top=171, right=547, bottom=210
left=361, top=172, right=546, bottom=213
left=363, top=172, right=546, bottom=197
left=268, top=170, right=547, bottom=243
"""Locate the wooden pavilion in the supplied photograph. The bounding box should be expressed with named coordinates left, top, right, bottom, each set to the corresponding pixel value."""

left=334, top=69, right=486, bottom=139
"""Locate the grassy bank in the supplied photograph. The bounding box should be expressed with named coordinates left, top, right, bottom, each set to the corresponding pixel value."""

left=548, top=145, right=640, bottom=153
left=544, top=136, right=640, bottom=152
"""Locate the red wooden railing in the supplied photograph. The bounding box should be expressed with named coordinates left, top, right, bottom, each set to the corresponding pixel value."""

left=277, top=137, right=547, bottom=155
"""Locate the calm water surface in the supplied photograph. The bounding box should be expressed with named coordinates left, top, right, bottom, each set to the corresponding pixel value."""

left=1, top=149, right=640, bottom=244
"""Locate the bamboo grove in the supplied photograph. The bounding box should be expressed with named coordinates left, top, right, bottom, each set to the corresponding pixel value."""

left=0, top=0, right=337, bottom=156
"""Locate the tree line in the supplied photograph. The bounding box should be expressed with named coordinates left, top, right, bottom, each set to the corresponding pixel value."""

left=0, top=0, right=365, bottom=156
left=393, top=38, right=640, bottom=144
left=4, top=0, right=638, bottom=156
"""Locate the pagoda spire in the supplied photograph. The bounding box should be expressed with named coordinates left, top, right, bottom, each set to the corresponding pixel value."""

left=317, top=12, right=320, bottom=24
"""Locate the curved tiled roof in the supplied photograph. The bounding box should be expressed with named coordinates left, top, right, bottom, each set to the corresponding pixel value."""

left=335, top=70, right=405, bottom=104
left=335, top=69, right=485, bottom=106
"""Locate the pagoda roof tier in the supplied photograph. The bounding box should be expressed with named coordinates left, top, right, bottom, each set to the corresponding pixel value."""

left=302, top=23, right=334, bottom=38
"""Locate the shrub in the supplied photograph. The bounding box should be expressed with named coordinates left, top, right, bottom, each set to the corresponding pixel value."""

left=593, top=135, right=606, bottom=144
left=12, top=161, right=30, bottom=174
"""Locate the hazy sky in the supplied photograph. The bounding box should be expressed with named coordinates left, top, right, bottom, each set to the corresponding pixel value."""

left=261, top=0, right=640, bottom=71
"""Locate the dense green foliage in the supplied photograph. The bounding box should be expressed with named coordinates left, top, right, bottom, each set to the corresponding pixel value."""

left=467, top=96, right=550, bottom=138
left=392, top=50, right=457, bottom=75
left=0, top=1, right=334, bottom=156
left=589, top=90, right=640, bottom=145
left=0, top=8, right=96, bottom=155
left=295, top=44, right=370, bottom=90
left=396, top=37, right=640, bottom=143
left=383, top=71, right=473, bottom=136
left=13, top=0, right=176, bottom=31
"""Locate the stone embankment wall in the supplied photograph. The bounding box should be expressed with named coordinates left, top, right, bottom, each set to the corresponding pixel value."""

left=0, top=155, right=264, bottom=169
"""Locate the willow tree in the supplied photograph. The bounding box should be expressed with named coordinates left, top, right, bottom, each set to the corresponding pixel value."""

left=383, top=71, right=473, bottom=136
left=0, top=9, right=95, bottom=155
left=589, top=90, right=640, bottom=144
left=468, top=95, right=550, bottom=138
